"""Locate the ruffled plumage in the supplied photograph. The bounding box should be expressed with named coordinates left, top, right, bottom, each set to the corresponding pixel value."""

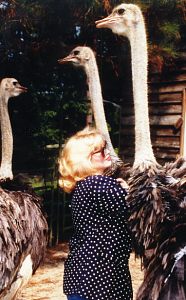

left=133, top=157, right=186, bottom=299
left=0, top=187, right=48, bottom=298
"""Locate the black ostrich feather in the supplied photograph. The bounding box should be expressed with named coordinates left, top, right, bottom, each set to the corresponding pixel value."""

left=164, top=157, right=186, bottom=179
left=126, top=157, right=186, bottom=257
left=0, top=173, right=34, bottom=193
left=136, top=169, right=186, bottom=300
left=104, top=159, right=131, bottom=180
left=126, top=164, right=165, bottom=261
left=0, top=185, right=48, bottom=297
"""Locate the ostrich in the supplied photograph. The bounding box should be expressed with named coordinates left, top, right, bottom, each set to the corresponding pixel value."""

left=96, top=2, right=162, bottom=256
left=0, top=78, right=48, bottom=300
left=96, top=4, right=186, bottom=300
left=58, top=46, right=129, bottom=178
left=0, top=78, right=27, bottom=180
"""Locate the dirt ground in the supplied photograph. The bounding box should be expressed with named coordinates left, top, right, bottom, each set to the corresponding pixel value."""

left=18, top=243, right=144, bottom=300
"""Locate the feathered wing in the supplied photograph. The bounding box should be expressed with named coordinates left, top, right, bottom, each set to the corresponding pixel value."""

left=127, top=164, right=163, bottom=260
left=164, top=157, right=186, bottom=181
left=0, top=189, right=48, bottom=298
left=136, top=171, right=186, bottom=300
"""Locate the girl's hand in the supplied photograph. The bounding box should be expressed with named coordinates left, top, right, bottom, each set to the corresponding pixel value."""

left=116, top=178, right=129, bottom=190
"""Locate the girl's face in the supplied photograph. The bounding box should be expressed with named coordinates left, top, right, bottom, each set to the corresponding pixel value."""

left=90, top=142, right=112, bottom=174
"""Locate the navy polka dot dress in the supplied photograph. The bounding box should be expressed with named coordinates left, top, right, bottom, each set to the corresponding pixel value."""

left=63, top=175, right=133, bottom=300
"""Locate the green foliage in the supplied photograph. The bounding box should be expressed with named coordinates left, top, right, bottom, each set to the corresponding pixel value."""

left=161, top=22, right=180, bottom=41
left=144, top=0, right=185, bottom=68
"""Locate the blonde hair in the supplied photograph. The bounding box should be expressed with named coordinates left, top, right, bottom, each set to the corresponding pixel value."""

left=58, top=127, right=105, bottom=193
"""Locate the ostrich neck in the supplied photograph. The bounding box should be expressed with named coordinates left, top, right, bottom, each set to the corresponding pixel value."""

left=0, top=93, right=13, bottom=178
left=85, top=59, right=119, bottom=161
left=129, top=23, right=156, bottom=166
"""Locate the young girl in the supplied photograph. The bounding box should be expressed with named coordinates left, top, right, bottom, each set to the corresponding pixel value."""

left=59, top=127, right=133, bottom=300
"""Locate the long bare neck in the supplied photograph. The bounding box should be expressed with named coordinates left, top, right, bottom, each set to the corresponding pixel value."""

left=0, top=91, right=13, bottom=180
left=85, top=55, right=119, bottom=162
left=129, top=21, right=156, bottom=167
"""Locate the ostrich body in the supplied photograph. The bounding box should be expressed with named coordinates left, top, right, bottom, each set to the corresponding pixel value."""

left=96, top=4, right=186, bottom=300
left=0, top=78, right=48, bottom=299
left=58, top=46, right=128, bottom=176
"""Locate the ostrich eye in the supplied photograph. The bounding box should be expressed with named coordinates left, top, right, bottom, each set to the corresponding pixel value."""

left=13, top=81, right=18, bottom=86
left=117, top=8, right=125, bottom=15
left=74, top=50, right=80, bottom=55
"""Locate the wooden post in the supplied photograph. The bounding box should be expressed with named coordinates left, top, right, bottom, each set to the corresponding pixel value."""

left=180, top=89, right=186, bottom=156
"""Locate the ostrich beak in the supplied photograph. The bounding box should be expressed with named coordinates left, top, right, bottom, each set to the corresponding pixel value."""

left=95, top=14, right=117, bottom=29
left=17, top=84, right=27, bottom=93
left=58, top=55, right=75, bottom=64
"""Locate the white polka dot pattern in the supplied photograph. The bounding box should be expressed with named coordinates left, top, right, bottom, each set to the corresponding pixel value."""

left=63, top=175, right=133, bottom=300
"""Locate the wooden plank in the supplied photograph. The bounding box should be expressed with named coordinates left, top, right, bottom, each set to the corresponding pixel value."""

left=180, top=89, right=186, bottom=156
left=169, top=74, right=186, bottom=81
left=149, top=83, right=186, bottom=94
left=149, top=89, right=182, bottom=96
left=121, top=150, right=179, bottom=162
left=120, top=135, right=180, bottom=148
left=154, top=152, right=179, bottom=160
left=120, top=147, right=179, bottom=162
left=149, top=93, right=182, bottom=102
left=151, top=128, right=180, bottom=137
left=122, top=103, right=182, bottom=116
left=123, top=93, right=182, bottom=103
left=122, top=115, right=181, bottom=126
left=121, top=139, right=180, bottom=150
left=150, top=78, right=186, bottom=85
left=152, top=136, right=180, bottom=147
left=155, top=153, right=179, bottom=161
left=121, top=127, right=180, bottom=137
left=154, top=148, right=179, bottom=156
left=150, top=101, right=182, bottom=105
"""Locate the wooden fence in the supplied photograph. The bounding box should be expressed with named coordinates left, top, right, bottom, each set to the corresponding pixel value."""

left=120, top=53, right=186, bottom=165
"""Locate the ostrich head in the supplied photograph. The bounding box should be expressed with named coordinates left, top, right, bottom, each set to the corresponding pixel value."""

left=58, top=46, right=95, bottom=67
left=95, top=4, right=143, bottom=37
left=0, top=78, right=27, bottom=101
